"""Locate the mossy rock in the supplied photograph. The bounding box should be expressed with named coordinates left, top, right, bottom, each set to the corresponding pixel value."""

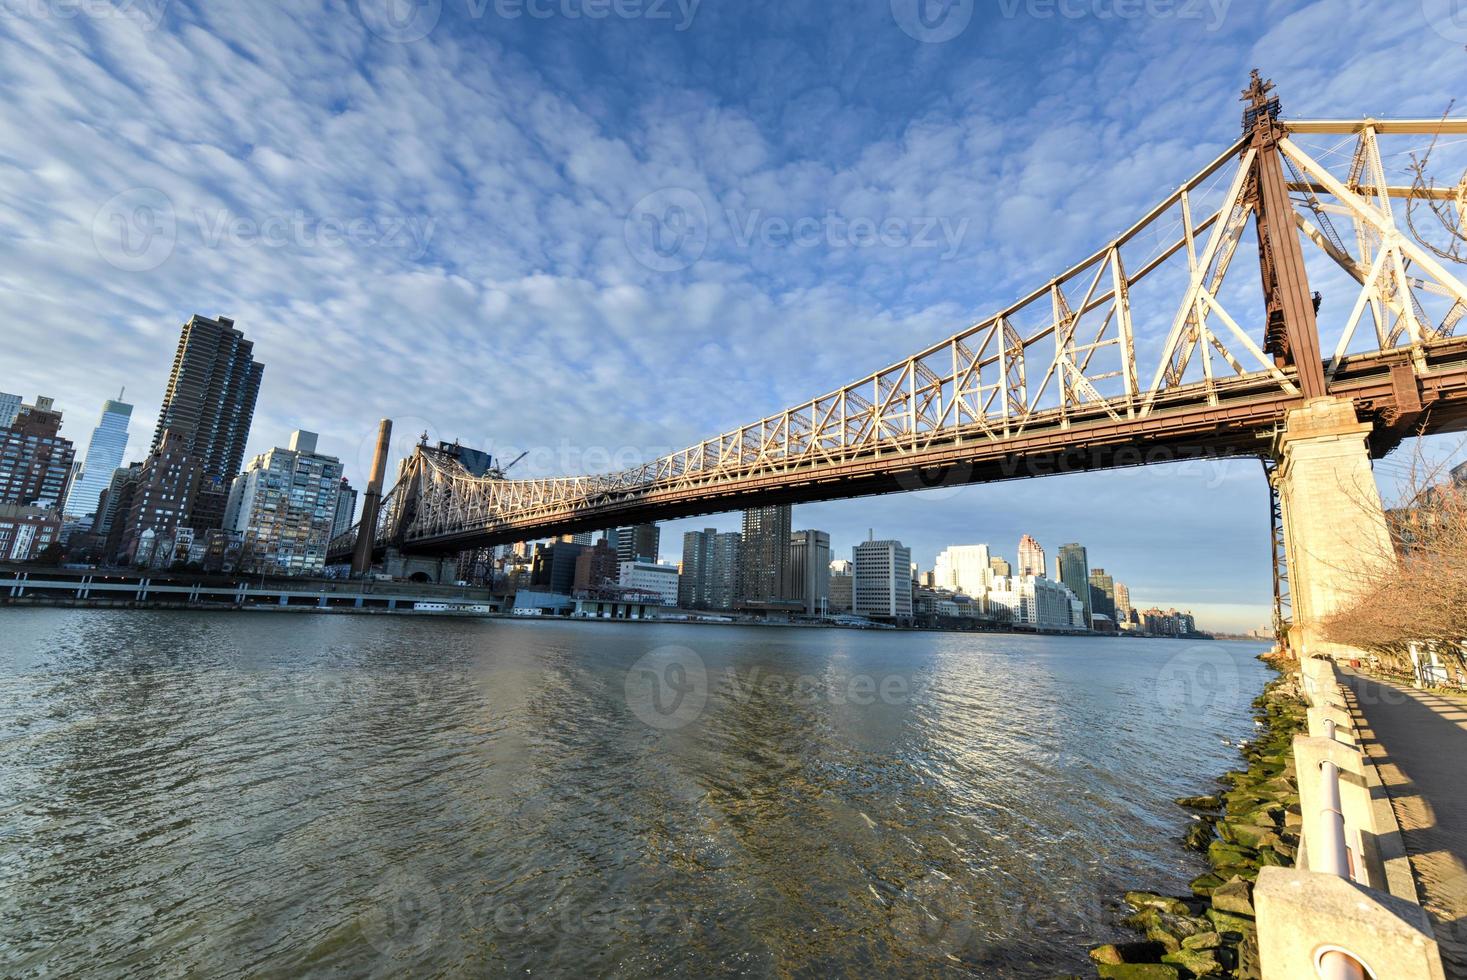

left=1237, top=925, right=1263, bottom=979
left=1206, top=906, right=1256, bottom=937
left=1174, top=794, right=1222, bottom=810
left=1207, top=840, right=1257, bottom=868
left=1090, top=944, right=1126, bottom=965
left=1189, top=872, right=1225, bottom=896
left=1146, top=923, right=1182, bottom=954
left=1184, top=821, right=1215, bottom=852
left=1096, top=964, right=1182, bottom=979
left=1225, top=793, right=1270, bottom=815
left=1220, top=823, right=1279, bottom=849
left=1182, top=931, right=1223, bottom=950
left=1162, top=946, right=1224, bottom=976
left=1242, top=806, right=1284, bottom=828
left=1210, top=876, right=1255, bottom=916
left=1123, top=907, right=1161, bottom=931
left=1125, top=892, right=1191, bottom=916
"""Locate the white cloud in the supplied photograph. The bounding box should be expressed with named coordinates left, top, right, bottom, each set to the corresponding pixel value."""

left=2, top=0, right=1462, bottom=631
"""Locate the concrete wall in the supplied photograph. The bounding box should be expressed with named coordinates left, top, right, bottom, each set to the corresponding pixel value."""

left=1274, top=397, right=1395, bottom=660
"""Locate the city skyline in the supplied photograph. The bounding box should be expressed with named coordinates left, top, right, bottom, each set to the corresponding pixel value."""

left=0, top=363, right=1291, bottom=632
left=4, top=3, right=1461, bottom=632
left=0, top=343, right=1388, bottom=632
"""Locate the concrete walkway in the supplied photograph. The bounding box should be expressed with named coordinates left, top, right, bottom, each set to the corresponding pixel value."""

left=1341, top=668, right=1467, bottom=979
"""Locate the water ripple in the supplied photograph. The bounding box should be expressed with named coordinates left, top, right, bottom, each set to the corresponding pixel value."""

left=0, top=610, right=1269, bottom=978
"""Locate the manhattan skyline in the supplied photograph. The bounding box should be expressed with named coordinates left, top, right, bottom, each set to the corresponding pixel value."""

left=4, top=1, right=1462, bottom=631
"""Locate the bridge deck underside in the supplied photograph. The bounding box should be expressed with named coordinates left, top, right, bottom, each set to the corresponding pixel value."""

left=378, top=340, right=1467, bottom=557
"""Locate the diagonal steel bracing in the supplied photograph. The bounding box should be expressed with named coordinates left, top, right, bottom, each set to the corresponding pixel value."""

left=329, top=105, right=1467, bottom=562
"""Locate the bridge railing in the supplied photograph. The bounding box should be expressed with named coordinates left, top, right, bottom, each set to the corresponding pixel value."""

left=1255, top=657, right=1447, bottom=979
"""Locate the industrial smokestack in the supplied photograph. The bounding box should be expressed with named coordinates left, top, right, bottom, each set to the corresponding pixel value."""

left=351, top=419, right=393, bottom=576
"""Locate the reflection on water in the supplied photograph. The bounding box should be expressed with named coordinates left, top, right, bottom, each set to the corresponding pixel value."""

left=0, top=609, right=1270, bottom=977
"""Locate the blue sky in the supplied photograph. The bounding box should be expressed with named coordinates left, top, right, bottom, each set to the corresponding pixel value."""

left=2, top=0, right=1464, bottom=631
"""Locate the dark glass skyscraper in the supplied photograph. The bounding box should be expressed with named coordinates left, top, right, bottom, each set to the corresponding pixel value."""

left=1057, top=542, right=1092, bottom=628
left=151, top=315, right=264, bottom=484
left=1089, top=567, right=1117, bottom=622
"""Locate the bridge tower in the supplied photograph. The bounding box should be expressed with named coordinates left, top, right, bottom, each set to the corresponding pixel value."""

left=1245, top=72, right=1395, bottom=659
left=351, top=418, right=393, bottom=576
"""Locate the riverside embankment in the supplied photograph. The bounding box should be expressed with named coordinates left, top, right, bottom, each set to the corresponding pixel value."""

left=1090, top=659, right=1308, bottom=978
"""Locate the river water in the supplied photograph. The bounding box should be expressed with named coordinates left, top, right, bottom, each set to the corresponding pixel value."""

left=0, top=609, right=1271, bottom=977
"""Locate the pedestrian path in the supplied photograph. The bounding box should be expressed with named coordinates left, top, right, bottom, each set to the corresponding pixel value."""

left=1341, top=668, right=1467, bottom=979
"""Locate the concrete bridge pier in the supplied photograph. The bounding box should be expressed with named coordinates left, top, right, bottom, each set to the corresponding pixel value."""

left=1273, top=396, right=1395, bottom=660
left=385, top=549, right=456, bottom=585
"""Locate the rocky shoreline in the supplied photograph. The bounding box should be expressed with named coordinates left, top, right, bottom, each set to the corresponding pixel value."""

left=1089, top=661, right=1307, bottom=978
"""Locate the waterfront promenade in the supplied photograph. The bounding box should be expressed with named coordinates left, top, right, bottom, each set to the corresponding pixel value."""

left=1342, top=668, right=1467, bottom=978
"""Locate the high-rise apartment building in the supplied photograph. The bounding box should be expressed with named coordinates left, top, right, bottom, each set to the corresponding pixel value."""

left=225, top=431, right=345, bottom=576
left=681, top=529, right=747, bottom=611
left=152, top=314, right=264, bottom=484
left=1114, top=582, right=1132, bottom=621
left=1056, top=543, right=1093, bottom=627
left=1088, top=567, right=1117, bottom=621
left=0, top=392, right=21, bottom=428
left=63, top=395, right=133, bottom=518
left=710, top=531, right=742, bottom=610
left=1017, top=534, right=1046, bottom=578
left=611, top=524, right=660, bottom=563
left=786, top=529, right=831, bottom=615
left=933, top=544, right=993, bottom=598
left=331, top=477, right=357, bottom=539
left=0, top=398, right=75, bottom=508
left=679, top=528, right=718, bottom=609
left=853, top=537, right=913, bottom=620
left=112, top=428, right=206, bottom=567
left=739, top=504, right=791, bottom=606
left=989, top=555, right=1012, bottom=577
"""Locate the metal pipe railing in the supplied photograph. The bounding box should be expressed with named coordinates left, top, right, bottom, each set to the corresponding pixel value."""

left=1311, top=747, right=1368, bottom=979
left=1318, top=949, right=1366, bottom=980
left=1315, top=759, right=1351, bottom=879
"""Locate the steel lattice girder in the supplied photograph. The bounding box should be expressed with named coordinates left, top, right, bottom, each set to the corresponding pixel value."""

left=329, top=118, right=1467, bottom=559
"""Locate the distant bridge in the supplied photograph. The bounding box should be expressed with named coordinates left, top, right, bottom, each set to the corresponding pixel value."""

left=330, top=75, right=1467, bottom=656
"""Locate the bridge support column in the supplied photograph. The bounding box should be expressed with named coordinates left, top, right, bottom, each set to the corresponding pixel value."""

left=1274, top=397, right=1393, bottom=660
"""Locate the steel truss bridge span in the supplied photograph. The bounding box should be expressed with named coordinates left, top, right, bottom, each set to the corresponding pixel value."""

left=329, top=89, right=1467, bottom=563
